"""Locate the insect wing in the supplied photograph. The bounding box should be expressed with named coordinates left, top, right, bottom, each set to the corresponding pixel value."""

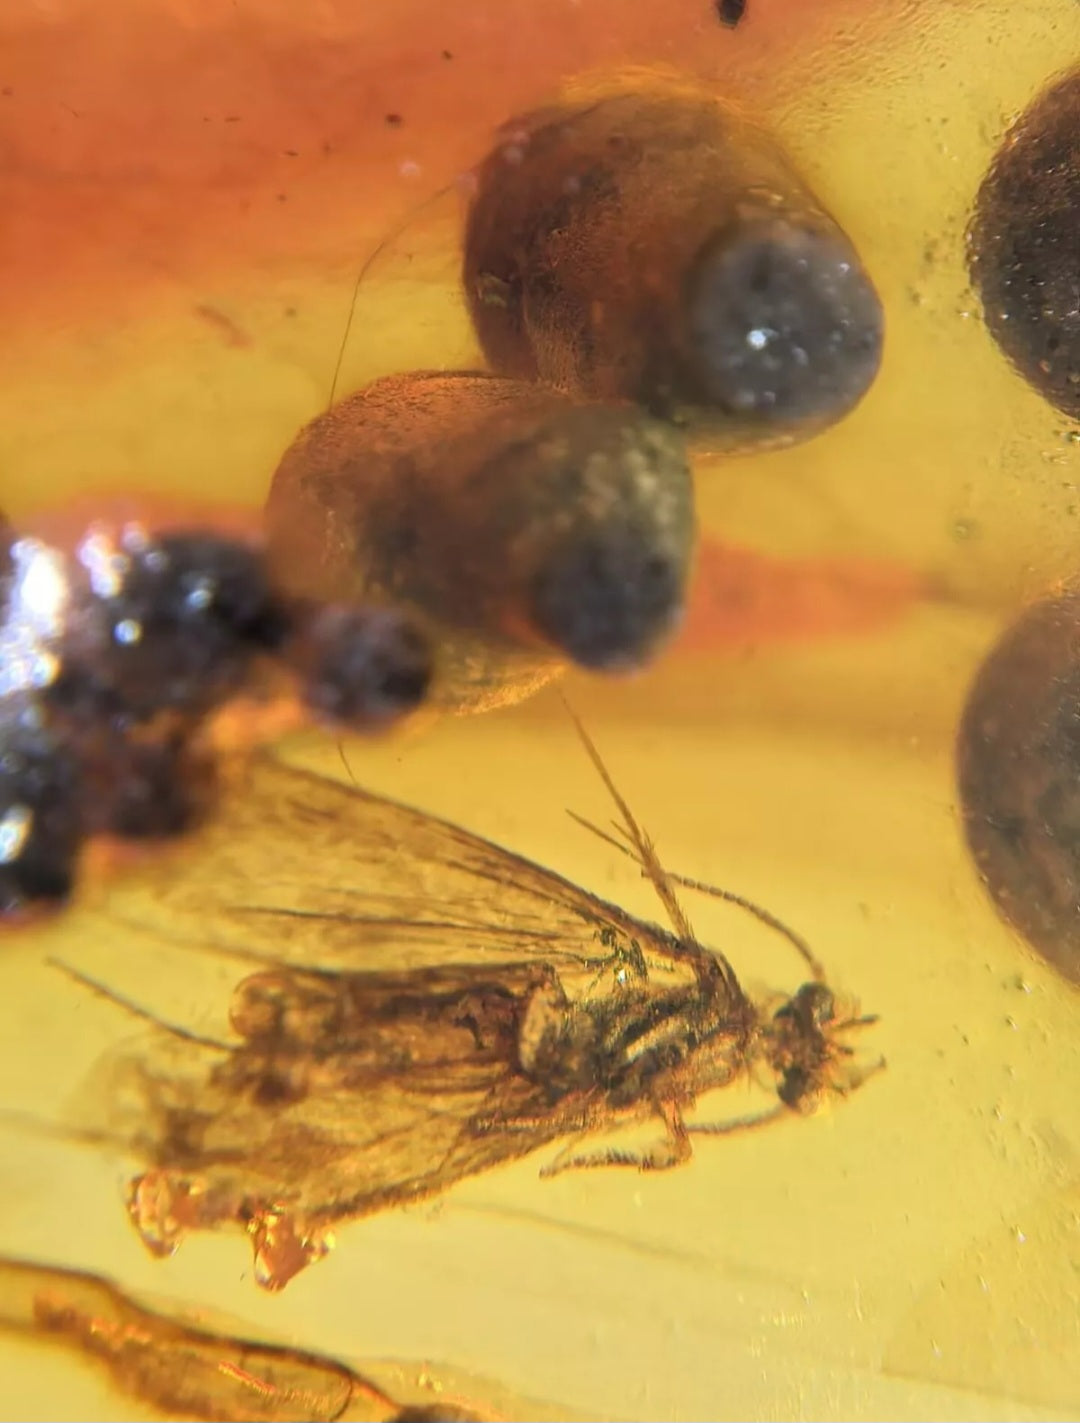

left=86, top=753, right=675, bottom=980
left=76, top=975, right=569, bottom=1247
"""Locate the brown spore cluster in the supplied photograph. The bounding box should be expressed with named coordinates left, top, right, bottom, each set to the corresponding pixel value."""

left=968, top=66, right=1080, bottom=420
left=266, top=75, right=885, bottom=712
left=266, top=372, right=694, bottom=712
left=957, top=588, right=1080, bottom=986
left=462, top=80, right=884, bottom=444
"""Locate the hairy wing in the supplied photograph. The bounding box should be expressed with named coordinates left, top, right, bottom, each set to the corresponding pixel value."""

left=83, top=752, right=682, bottom=979
left=77, top=994, right=576, bottom=1231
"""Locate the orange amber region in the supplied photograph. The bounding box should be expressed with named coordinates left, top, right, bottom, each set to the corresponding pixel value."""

left=0, top=0, right=889, bottom=338
left=4, top=0, right=919, bottom=671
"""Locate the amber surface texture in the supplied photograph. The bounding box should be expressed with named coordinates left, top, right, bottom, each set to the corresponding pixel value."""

left=1, top=2, right=1079, bottom=1422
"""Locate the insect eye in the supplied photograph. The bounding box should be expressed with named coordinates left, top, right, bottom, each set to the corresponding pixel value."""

left=808, top=984, right=836, bottom=1027
left=792, top=981, right=834, bottom=1027
left=778, top=1064, right=811, bottom=1109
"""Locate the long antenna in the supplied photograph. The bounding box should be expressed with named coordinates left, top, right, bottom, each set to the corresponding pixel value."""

left=327, top=182, right=457, bottom=409
left=568, top=811, right=824, bottom=979
left=0, top=1107, right=133, bottom=1156
left=560, top=699, right=696, bottom=946
left=51, top=960, right=232, bottom=1053
left=658, top=871, right=824, bottom=980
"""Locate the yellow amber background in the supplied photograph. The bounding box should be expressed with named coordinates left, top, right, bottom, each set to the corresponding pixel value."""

left=1, top=0, right=1079, bottom=1418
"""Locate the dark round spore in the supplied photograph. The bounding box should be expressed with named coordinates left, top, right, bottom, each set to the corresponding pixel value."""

left=517, top=408, right=694, bottom=670
left=531, top=535, right=684, bottom=670
left=967, top=67, right=1080, bottom=419
left=0, top=704, right=84, bottom=913
left=956, top=587, right=1080, bottom=985
left=289, top=604, right=433, bottom=726
left=64, top=529, right=290, bottom=720
left=462, top=85, right=884, bottom=445
left=687, top=215, right=884, bottom=421
left=716, top=0, right=747, bottom=28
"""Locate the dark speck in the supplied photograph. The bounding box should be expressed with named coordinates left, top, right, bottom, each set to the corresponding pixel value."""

left=716, top=0, right=747, bottom=26
left=385, top=113, right=403, bottom=128
left=441, top=49, right=454, bottom=60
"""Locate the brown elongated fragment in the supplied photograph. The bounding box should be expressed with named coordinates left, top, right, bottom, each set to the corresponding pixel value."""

left=0, top=1254, right=489, bottom=1422
left=462, top=74, right=884, bottom=448
left=967, top=67, right=1080, bottom=420
left=265, top=371, right=695, bottom=713
left=62, top=719, right=880, bottom=1291
left=715, top=0, right=747, bottom=29
left=956, top=588, right=1080, bottom=985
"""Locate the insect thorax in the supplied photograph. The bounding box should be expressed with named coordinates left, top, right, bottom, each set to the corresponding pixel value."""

left=516, top=970, right=753, bottom=1106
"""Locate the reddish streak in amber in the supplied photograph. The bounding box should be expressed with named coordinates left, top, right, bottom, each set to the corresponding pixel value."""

left=23, top=496, right=926, bottom=668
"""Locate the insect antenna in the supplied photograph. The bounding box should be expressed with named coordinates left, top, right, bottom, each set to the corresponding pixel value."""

left=337, top=738, right=360, bottom=788
left=568, top=809, right=823, bottom=979
left=48, top=959, right=233, bottom=1053
left=556, top=701, right=754, bottom=998
left=561, top=703, right=695, bottom=944
left=833, top=1011, right=879, bottom=1032
left=654, top=872, right=825, bottom=981
left=0, top=1106, right=138, bottom=1158
left=328, top=181, right=457, bottom=408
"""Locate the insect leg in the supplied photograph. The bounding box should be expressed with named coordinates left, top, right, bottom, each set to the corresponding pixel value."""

left=833, top=1054, right=887, bottom=1096
left=539, top=1099, right=692, bottom=1176
left=686, top=1103, right=788, bottom=1137
left=470, top=1110, right=568, bottom=1136
left=49, top=959, right=233, bottom=1052
left=245, top=1205, right=334, bottom=1293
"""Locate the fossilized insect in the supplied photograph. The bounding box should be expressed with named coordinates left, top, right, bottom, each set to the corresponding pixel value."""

left=60, top=716, right=882, bottom=1291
